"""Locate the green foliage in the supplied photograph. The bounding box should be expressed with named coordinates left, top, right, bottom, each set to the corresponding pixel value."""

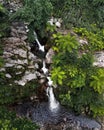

left=53, top=33, right=79, bottom=52
left=90, top=68, right=104, bottom=94
left=0, top=71, right=39, bottom=105
left=79, top=53, right=94, bottom=69
left=0, top=3, right=10, bottom=38
left=46, top=22, right=56, bottom=33
left=59, top=91, right=71, bottom=106
left=90, top=105, right=104, bottom=117
left=51, top=67, right=66, bottom=85
left=0, top=107, right=39, bottom=130
left=10, top=0, right=53, bottom=40
left=74, top=25, right=104, bottom=51
left=0, top=4, right=10, bottom=69
left=51, top=0, right=104, bottom=28
left=51, top=32, right=104, bottom=116
left=0, top=42, right=4, bottom=68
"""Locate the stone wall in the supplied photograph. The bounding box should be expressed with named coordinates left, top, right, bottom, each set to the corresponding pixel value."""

left=1, top=22, right=39, bottom=86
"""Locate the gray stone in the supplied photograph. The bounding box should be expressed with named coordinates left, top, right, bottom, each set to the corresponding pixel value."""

left=46, top=48, right=55, bottom=64
left=93, top=51, right=104, bottom=67
left=2, top=21, right=39, bottom=86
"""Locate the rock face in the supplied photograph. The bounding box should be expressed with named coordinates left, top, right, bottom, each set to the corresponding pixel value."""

left=1, top=22, right=39, bottom=86
left=46, top=48, right=55, bottom=64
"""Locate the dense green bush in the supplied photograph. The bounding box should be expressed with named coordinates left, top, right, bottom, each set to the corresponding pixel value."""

left=51, top=32, right=104, bottom=116
left=51, top=0, right=104, bottom=28
left=10, top=0, right=53, bottom=40
left=0, top=107, right=39, bottom=130
left=0, top=74, right=39, bottom=105
left=74, top=25, right=104, bottom=51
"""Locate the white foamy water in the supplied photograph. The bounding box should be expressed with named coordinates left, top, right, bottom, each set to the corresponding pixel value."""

left=35, top=38, right=45, bottom=52
left=33, top=31, right=45, bottom=52
left=41, top=60, right=48, bottom=74
left=47, top=77, right=53, bottom=86
left=46, top=87, right=59, bottom=112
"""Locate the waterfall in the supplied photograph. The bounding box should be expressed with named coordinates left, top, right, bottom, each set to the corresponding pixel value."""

left=47, top=76, right=53, bottom=86
left=41, top=60, right=48, bottom=74
left=33, top=31, right=45, bottom=52
left=46, top=87, right=59, bottom=112
left=33, top=31, right=59, bottom=112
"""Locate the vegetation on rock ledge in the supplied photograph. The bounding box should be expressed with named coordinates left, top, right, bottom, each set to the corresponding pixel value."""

left=51, top=30, right=104, bottom=116
left=0, top=0, right=104, bottom=128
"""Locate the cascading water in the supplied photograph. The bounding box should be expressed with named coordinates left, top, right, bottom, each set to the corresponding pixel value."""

left=47, top=76, right=53, bottom=86
left=30, top=31, right=101, bottom=130
left=46, top=87, right=60, bottom=112
left=41, top=60, right=48, bottom=75
left=33, top=31, right=45, bottom=52
left=33, top=30, right=59, bottom=112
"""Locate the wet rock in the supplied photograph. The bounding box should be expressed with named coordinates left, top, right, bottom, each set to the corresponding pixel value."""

left=96, top=117, right=104, bottom=130
left=93, top=51, right=104, bottom=67
left=29, top=101, right=101, bottom=130
left=15, top=102, right=34, bottom=118
left=16, top=102, right=101, bottom=130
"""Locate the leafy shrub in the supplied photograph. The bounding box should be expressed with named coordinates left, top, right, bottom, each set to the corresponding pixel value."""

left=0, top=77, right=39, bottom=105
left=74, top=25, right=104, bottom=51
left=0, top=107, right=39, bottom=130
left=51, top=32, right=104, bottom=116
left=10, top=0, right=53, bottom=40
left=51, top=0, right=104, bottom=28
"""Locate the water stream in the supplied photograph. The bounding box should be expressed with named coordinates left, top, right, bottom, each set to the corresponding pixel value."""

left=41, top=60, right=48, bottom=75
left=17, top=31, right=101, bottom=130
left=46, top=86, right=60, bottom=112
left=34, top=31, right=45, bottom=52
